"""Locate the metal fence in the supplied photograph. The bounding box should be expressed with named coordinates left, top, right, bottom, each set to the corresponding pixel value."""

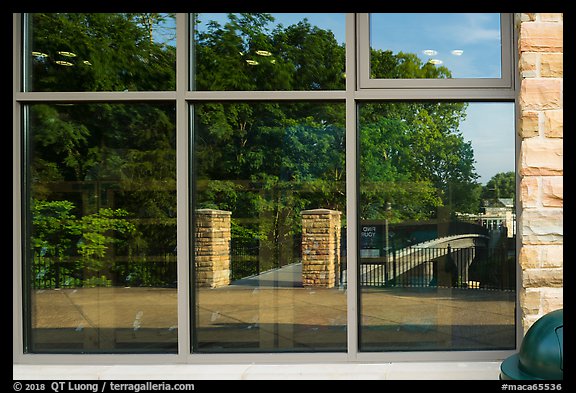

left=32, top=243, right=513, bottom=291
left=358, top=245, right=514, bottom=290
left=31, top=256, right=177, bottom=289
left=230, top=245, right=260, bottom=281
left=230, top=234, right=302, bottom=282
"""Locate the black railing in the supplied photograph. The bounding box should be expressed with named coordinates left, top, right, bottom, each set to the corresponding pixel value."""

left=32, top=244, right=513, bottom=291
left=358, top=246, right=514, bottom=290
left=31, top=256, right=177, bottom=289
left=230, top=245, right=260, bottom=281
left=230, top=234, right=302, bottom=282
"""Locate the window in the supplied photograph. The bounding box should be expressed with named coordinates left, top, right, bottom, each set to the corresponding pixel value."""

left=24, top=13, right=176, bottom=92
left=369, top=13, right=502, bottom=79
left=14, top=13, right=517, bottom=362
left=191, top=13, right=346, bottom=91
left=357, top=101, right=516, bottom=352
left=357, top=13, right=514, bottom=89
left=24, top=102, right=177, bottom=353
left=192, top=101, right=347, bottom=352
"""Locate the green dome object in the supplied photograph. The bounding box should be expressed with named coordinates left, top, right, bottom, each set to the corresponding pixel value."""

left=500, top=309, right=563, bottom=380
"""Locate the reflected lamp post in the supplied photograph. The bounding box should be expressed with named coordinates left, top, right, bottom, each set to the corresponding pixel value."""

left=384, top=202, right=392, bottom=263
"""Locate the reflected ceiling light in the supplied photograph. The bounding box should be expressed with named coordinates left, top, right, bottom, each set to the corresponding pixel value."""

left=239, top=51, right=244, bottom=56
left=32, top=51, right=48, bottom=58
left=82, top=60, right=92, bottom=66
left=429, top=59, right=443, bottom=65
left=246, top=59, right=259, bottom=65
left=57, top=51, right=77, bottom=57
left=422, top=49, right=437, bottom=56
left=451, top=49, right=464, bottom=56
left=55, top=60, right=74, bottom=66
left=255, top=50, right=272, bottom=56
left=270, top=59, right=276, bottom=64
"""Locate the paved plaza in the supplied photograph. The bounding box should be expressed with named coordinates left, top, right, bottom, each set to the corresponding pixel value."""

left=30, top=264, right=515, bottom=353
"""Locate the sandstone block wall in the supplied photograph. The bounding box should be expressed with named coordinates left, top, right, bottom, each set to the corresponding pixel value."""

left=517, top=13, right=563, bottom=333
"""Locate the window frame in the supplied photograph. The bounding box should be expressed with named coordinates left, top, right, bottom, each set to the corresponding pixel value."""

left=13, top=12, right=519, bottom=364
left=357, top=13, right=515, bottom=92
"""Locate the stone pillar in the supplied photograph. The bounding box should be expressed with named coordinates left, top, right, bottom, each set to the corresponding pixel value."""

left=301, top=209, right=341, bottom=288
left=517, top=13, right=563, bottom=333
left=195, top=209, right=231, bottom=288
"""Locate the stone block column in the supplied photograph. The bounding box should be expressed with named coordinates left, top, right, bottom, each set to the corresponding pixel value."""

left=517, top=13, right=563, bottom=333
left=301, top=209, right=342, bottom=288
left=195, top=209, right=232, bottom=288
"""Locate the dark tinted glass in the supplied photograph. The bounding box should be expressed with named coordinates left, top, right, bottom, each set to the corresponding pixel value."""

left=25, top=103, right=177, bottom=353
left=192, top=101, right=347, bottom=352
left=26, top=13, right=176, bottom=91
left=358, top=101, right=516, bottom=351
left=192, top=13, right=346, bottom=91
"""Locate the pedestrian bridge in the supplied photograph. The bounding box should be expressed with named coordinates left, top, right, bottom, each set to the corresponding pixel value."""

left=229, top=231, right=514, bottom=291
left=357, top=233, right=495, bottom=288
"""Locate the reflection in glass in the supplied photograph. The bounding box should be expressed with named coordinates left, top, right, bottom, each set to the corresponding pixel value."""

left=358, top=102, right=516, bottom=351
left=192, top=102, right=347, bottom=352
left=25, top=103, right=177, bottom=353
left=369, top=13, right=502, bottom=79
left=192, top=13, right=346, bottom=91
left=26, top=13, right=176, bottom=92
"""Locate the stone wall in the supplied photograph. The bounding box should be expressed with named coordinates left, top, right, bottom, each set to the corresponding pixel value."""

left=195, top=209, right=231, bottom=288
left=301, top=209, right=342, bottom=288
left=517, top=13, right=563, bottom=333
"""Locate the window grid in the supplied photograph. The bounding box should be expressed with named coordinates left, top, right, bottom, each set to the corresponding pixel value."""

left=13, top=12, right=518, bottom=363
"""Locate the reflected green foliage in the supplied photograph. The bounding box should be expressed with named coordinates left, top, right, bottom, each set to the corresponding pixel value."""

left=194, top=13, right=345, bottom=90
left=28, top=101, right=177, bottom=288
left=195, top=102, right=346, bottom=266
left=371, top=50, right=453, bottom=79
left=30, top=13, right=176, bottom=91
left=31, top=200, right=136, bottom=288
left=482, top=171, right=515, bottom=202
left=358, top=102, right=484, bottom=221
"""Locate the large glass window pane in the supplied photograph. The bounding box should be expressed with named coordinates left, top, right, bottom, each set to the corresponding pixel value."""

left=192, top=13, right=346, bottom=91
left=369, top=13, right=502, bottom=79
left=358, top=102, right=516, bottom=351
left=25, top=13, right=176, bottom=92
left=24, top=103, right=177, bottom=353
left=192, top=102, right=347, bottom=352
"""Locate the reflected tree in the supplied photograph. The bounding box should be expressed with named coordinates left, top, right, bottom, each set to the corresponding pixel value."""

left=30, top=13, right=176, bottom=91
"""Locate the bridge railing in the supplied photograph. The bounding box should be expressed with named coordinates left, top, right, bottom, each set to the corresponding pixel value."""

left=358, top=245, right=514, bottom=290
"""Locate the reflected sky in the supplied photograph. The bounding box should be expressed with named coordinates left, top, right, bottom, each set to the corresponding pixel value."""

left=370, top=13, right=502, bottom=79
left=197, top=13, right=501, bottom=79
left=459, top=102, right=515, bottom=184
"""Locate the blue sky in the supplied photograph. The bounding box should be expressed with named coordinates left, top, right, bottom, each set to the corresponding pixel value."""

left=194, top=13, right=514, bottom=185
left=459, top=102, right=515, bottom=185
left=369, top=13, right=502, bottom=78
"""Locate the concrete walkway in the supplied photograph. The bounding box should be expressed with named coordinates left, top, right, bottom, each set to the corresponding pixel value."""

left=232, top=262, right=304, bottom=288
left=13, top=361, right=503, bottom=380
